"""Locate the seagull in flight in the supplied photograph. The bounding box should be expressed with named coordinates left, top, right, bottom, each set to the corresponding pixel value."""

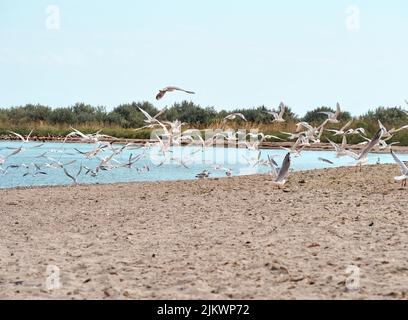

left=280, top=136, right=307, bottom=157
left=195, top=170, right=210, bottom=179
left=156, top=86, right=195, bottom=100
left=267, top=102, right=286, bottom=123
left=63, top=165, right=83, bottom=184
left=318, top=157, right=334, bottom=165
left=318, top=103, right=341, bottom=123
left=344, top=127, right=366, bottom=136
left=378, top=119, right=408, bottom=139
left=8, top=129, right=33, bottom=143
left=223, top=113, right=247, bottom=123
left=326, top=119, right=353, bottom=136
left=327, top=135, right=348, bottom=158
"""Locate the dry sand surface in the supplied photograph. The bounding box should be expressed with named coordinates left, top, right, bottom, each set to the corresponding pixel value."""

left=1, top=164, right=408, bottom=299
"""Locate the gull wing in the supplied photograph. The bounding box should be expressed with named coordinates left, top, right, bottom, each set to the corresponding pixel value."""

left=275, top=153, right=290, bottom=182
left=63, top=168, right=76, bottom=183
left=279, top=103, right=286, bottom=117
left=267, top=111, right=279, bottom=119
left=335, top=103, right=341, bottom=117
left=268, top=156, right=278, bottom=178
left=297, top=121, right=314, bottom=132
left=264, top=135, right=284, bottom=141
left=327, top=138, right=340, bottom=151
left=138, top=107, right=154, bottom=122
left=394, top=175, right=408, bottom=181
left=318, top=112, right=333, bottom=117
left=326, top=129, right=340, bottom=134
left=391, top=149, right=408, bottom=175
left=317, top=119, right=329, bottom=131
left=165, top=86, right=195, bottom=94
left=153, top=107, right=167, bottom=120
left=8, top=130, right=25, bottom=142
left=341, top=135, right=347, bottom=148
left=340, top=119, right=353, bottom=132
left=393, top=124, right=408, bottom=133
left=344, top=149, right=359, bottom=160
left=378, top=120, right=387, bottom=132
left=268, top=155, right=278, bottom=167
left=318, top=157, right=334, bottom=164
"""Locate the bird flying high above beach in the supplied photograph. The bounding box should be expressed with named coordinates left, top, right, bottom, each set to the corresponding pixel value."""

left=156, top=86, right=195, bottom=100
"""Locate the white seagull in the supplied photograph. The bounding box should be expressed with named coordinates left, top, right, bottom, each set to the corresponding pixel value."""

left=345, top=128, right=383, bottom=171
left=390, top=149, right=408, bottom=187
left=318, top=103, right=341, bottom=124
left=269, top=152, right=291, bottom=188
left=326, top=119, right=353, bottom=136
left=223, top=113, right=247, bottom=123
left=156, top=86, right=195, bottom=100
left=8, top=129, right=34, bottom=143
left=267, top=102, right=286, bottom=123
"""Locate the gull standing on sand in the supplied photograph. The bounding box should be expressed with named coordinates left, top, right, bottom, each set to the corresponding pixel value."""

left=156, top=86, right=195, bottom=100
left=390, top=149, right=408, bottom=187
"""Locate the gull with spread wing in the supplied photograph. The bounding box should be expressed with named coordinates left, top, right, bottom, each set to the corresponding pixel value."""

left=269, top=152, right=291, bottom=188
left=326, top=119, right=353, bottom=136
left=318, top=103, right=341, bottom=123
left=345, top=128, right=383, bottom=171
left=156, top=86, right=195, bottom=100
left=267, top=102, right=286, bottom=123
left=390, top=149, right=408, bottom=187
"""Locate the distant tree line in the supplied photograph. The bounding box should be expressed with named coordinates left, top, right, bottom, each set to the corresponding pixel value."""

left=0, top=101, right=407, bottom=129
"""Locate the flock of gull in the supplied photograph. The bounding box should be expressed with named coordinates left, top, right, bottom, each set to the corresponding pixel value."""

left=1, top=87, right=408, bottom=188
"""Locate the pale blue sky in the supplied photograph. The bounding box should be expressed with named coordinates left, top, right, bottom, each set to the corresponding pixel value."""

left=0, top=0, right=407, bottom=115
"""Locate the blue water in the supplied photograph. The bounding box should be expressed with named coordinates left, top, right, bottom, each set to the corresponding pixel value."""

left=0, top=141, right=405, bottom=189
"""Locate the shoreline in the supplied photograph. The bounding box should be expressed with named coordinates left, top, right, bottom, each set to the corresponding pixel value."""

left=0, top=163, right=392, bottom=192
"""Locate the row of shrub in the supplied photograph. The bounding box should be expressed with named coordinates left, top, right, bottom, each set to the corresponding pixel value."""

left=1, top=101, right=408, bottom=144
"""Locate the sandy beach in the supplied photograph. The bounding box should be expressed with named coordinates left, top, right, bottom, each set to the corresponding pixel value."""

left=1, top=164, right=407, bottom=299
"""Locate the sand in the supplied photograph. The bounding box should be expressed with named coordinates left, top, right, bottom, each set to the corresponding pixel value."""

left=0, top=164, right=407, bottom=300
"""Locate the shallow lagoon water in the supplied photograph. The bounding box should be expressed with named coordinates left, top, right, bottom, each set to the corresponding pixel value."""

left=0, top=141, right=406, bottom=189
